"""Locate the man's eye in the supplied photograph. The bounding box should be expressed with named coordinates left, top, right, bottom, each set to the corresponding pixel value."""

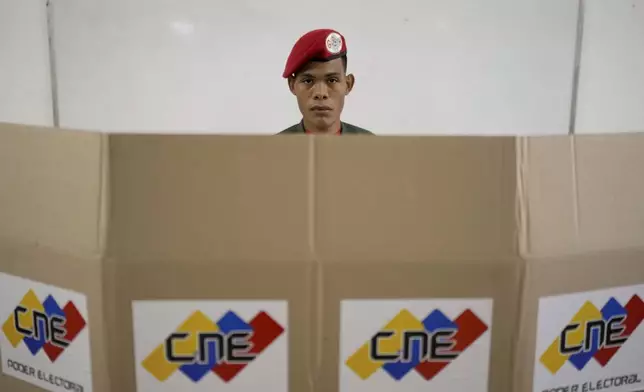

left=302, top=79, right=313, bottom=84
left=329, top=78, right=339, bottom=83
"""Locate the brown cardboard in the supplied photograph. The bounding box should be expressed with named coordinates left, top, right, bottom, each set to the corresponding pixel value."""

left=313, top=136, right=521, bottom=392
left=100, top=134, right=521, bottom=391
left=513, top=249, right=644, bottom=392
left=103, top=134, right=315, bottom=391
left=1, top=122, right=643, bottom=392
left=0, top=124, right=109, bottom=392
left=0, top=240, right=110, bottom=392
left=515, top=134, right=644, bottom=392
left=518, top=133, right=644, bottom=257
left=0, top=123, right=105, bottom=257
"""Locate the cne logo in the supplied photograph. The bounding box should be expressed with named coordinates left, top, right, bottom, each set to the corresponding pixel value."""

left=346, top=308, right=488, bottom=381
left=540, top=294, right=644, bottom=374
left=1, top=289, right=87, bottom=362
left=142, top=309, right=284, bottom=383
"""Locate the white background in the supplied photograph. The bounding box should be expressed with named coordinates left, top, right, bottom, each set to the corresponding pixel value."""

left=0, top=272, right=92, bottom=392
left=574, top=0, right=644, bottom=134
left=132, top=300, right=288, bottom=392
left=533, top=284, right=644, bottom=392
left=340, top=298, right=493, bottom=392
left=1, top=0, right=643, bottom=134
left=0, top=0, right=53, bottom=127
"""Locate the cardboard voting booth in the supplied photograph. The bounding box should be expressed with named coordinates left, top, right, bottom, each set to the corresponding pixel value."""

left=0, top=122, right=642, bottom=392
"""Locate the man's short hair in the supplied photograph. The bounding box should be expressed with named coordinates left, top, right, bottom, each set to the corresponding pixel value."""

left=340, top=55, right=348, bottom=72
left=298, top=55, right=348, bottom=77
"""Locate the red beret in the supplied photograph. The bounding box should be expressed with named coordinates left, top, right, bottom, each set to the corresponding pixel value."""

left=282, top=29, right=347, bottom=78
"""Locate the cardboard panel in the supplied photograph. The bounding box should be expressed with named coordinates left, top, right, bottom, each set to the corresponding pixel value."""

left=521, top=133, right=644, bottom=257
left=0, top=123, right=104, bottom=257
left=315, top=136, right=517, bottom=262
left=319, top=260, right=522, bottom=392
left=518, top=135, right=578, bottom=256
left=514, top=249, right=644, bottom=392
left=0, top=240, right=108, bottom=392
left=106, top=134, right=313, bottom=263
left=574, top=134, right=644, bottom=251
left=2, top=124, right=644, bottom=392
left=103, top=259, right=311, bottom=392
left=103, top=134, right=317, bottom=391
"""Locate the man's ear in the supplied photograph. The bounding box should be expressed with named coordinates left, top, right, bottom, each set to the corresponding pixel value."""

left=345, top=74, right=355, bottom=95
left=288, top=77, right=296, bottom=95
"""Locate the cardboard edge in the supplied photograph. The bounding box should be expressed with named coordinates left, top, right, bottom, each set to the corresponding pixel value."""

left=516, top=136, right=530, bottom=256
left=519, top=135, right=581, bottom=259
left=568, top=135, right=581, bottom=251
left=511, top=256, right=532, bottom=392
left=97, top=133, right=112, bottom=392
left=310, top=135, right=323, bottom=388
left=96, top=133, right=110, bottom=255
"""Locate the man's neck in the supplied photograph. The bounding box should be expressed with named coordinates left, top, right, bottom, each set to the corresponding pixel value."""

left=303, top=119, right=342, bottom=134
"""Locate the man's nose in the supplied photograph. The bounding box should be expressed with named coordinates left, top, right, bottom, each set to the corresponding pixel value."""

left=312, top=82, right=329, bottom=100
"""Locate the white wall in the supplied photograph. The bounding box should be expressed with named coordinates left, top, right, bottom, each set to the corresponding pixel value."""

left=0, top=0, right=53, bottom=126
left=574, top=0, right=644, bottom=134
left=2, top=0, right=643, bottom=135
left=51, top=0, right=579, bottom=135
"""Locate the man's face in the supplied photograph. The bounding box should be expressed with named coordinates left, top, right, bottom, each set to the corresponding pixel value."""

left=288, top=58, right=355, bottom=131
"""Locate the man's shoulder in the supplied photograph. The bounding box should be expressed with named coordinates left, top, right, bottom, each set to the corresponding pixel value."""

left=276, top=121, right=374, bottom=135
left=342, top=122, right=374, bottom=135
left=277, top=123, right=304, bottom=134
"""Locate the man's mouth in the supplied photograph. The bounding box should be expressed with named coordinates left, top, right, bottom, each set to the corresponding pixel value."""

left=311, top=105, right=332, bottom=111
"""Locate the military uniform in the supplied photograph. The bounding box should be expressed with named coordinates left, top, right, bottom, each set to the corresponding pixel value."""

left=279, top=121, right=372, bottom=135
left=279, top=29, right=373, bottom=135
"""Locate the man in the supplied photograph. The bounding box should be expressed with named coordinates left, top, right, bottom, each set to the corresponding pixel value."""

left=279, top=29, right=373, bottom=135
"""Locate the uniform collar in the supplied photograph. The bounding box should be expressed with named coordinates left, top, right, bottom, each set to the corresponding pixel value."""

left=299, top=120, right=342, bottom=135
